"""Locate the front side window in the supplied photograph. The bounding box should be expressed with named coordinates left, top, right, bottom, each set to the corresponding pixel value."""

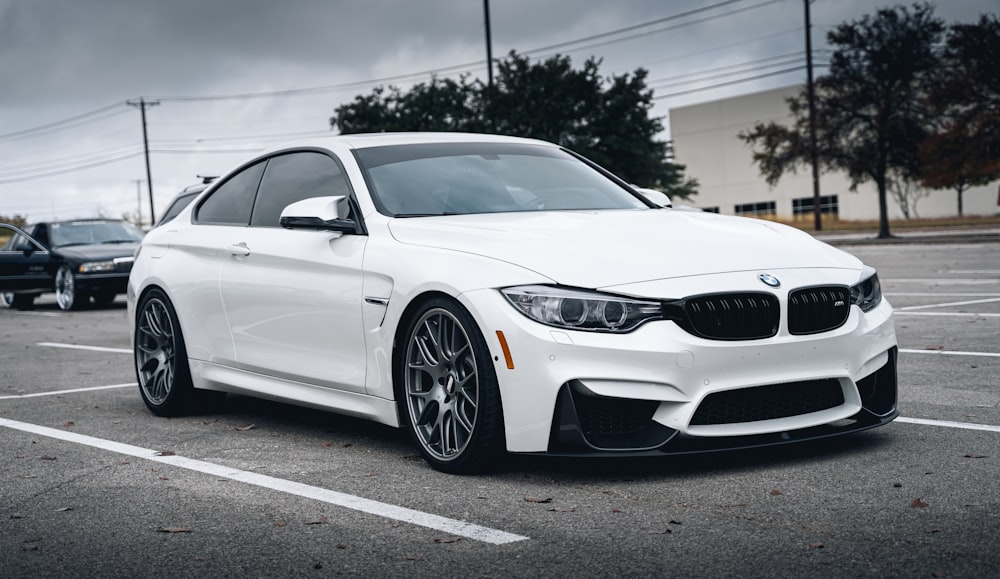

left=196, top=162, right=266, bottom=225
left=250, top=152, right=352, bottom=227
left=353, top=142, right=648, bottom=217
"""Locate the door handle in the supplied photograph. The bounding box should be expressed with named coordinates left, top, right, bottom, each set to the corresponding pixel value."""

left=227, top=242, right=251, bottom=257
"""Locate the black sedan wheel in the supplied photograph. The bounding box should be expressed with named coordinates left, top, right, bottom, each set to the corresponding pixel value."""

left=399, top=298, right=504, bottom=474
left=54, top=265, right=85, bottom=311
left=134, top=289, right=222, bottom=415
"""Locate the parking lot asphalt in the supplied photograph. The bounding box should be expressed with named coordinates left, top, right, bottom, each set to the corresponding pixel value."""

left=2, top=238, right=998, bottom=578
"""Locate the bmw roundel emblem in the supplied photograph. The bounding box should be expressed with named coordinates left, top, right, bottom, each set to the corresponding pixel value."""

left=758, top=273, right=781, bottom=288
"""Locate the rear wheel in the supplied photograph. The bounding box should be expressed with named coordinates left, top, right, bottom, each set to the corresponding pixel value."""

left=1, top=292, right=35, bottom=309
left=134, top=289, right=223, bottom=416
left=398, top=297, right=505, bottom=474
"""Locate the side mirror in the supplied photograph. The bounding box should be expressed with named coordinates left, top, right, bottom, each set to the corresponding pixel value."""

left=15, top=244, right=36, bottom=256
left=279, top=196, right=356, bottom=233
left=634, top=187, right=673, bottom=208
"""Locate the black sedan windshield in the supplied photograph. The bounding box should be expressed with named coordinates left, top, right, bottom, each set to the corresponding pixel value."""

left=354, top=142, right=649, bottom=217
left=49, top=221, right=145, bottom=247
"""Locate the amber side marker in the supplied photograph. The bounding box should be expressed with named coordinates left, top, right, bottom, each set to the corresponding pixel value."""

left=495, top=331, right=515, bottom=369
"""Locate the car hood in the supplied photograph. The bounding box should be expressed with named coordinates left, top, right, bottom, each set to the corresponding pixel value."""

left=55, top=243, right=139, bottom=261
left=387, top=210, right=861, bottom=288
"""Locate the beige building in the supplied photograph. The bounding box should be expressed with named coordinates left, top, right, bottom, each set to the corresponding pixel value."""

left=670, top=85, right=999, bottom=220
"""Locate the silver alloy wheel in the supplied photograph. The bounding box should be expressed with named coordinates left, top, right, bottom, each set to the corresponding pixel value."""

left=54, top=265, right=77, bottom=310
left=404, top=307, right=480, bottom=462
left=135, top=297, right=177, bottom=406
left=0, top=293, right=11, bottom=308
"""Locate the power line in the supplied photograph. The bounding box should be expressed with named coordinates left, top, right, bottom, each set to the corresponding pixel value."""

left=650, top=64, right=824, bottom=100
left=0, top=101, right=129, bottom=142
left=648, top=57, right=827, bottom=90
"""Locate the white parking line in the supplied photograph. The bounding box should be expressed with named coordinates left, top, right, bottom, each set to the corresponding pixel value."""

left=884, top=279, right=999, bottom=285
left=896, top=417, right=1000, bottom=433
left=895, top=312, right=1000, bottom=318
left=899, top=297, right=1000, bottom=311
left=2, top=310, right=61, bottom=317
left=900, top=348, right=1000, bottom=358
left=38, top=342, right=131, bottom=354
left=0, top=416, right=529, bottom=545
left=0, top=382, right=135, bottom=400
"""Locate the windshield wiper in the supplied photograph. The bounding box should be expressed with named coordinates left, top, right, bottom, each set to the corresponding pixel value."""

left=101, top=239, right=140, bottom=244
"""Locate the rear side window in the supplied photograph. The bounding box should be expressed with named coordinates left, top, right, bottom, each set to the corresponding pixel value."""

left=196, top=162, right=266, bottom=225
left=250, top=152, right=351, bottom=227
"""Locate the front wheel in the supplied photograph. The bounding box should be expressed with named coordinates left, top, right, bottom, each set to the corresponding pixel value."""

left=134, top=289, right=223, bottom=416
left=55, top=265, right=85, bottom=310
left=398, top=298, right=505, bottom=474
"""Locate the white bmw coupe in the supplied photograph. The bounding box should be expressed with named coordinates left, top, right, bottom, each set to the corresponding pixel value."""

left=128, top=132, right=898, bottom=473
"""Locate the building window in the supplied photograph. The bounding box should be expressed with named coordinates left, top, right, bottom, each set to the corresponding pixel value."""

left=734, top=201, right=776, bottom=217
left=792, top=195, right=839, bottom=220
left=701, top=206, right=720, bottom=213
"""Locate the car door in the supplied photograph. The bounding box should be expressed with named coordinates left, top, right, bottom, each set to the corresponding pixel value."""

left=0, top=224, right=56, bottom=292
left=217, top=150, right=369, bottom=393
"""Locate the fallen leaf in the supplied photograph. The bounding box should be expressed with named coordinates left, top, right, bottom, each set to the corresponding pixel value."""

left=273, top=522, right=287, bottom=527
left=154, top=450, right=176, bottom=457
left=924, top=345, right=944, bottom=350
left=406, top=555, right=424, bottom=561
left=524, top=495, right=553, bottom=504
left=305, top=516, right=329, bottom=525
left=159, top=476, right=169, bottom=481
left=434, top=537, right=461, bottom=544
left=313, top=562, right=323, bottom=569
left=547, top=506, right=576, bottom=512
left=39, top=455, right=56, bottom=461
left=669, top=520, right=682, bottom=525
left=911, top=498, right=928, bottom=508
left=343, top=443, right=353, bottom=448
left=926, top=526, right=943, bottom=534
left=54, top=507, right=73, bottom=512
left=118, top=459, right=129, bottom=465
left=893, top=483, right=903, bottom=488
left=322, top=442, right=332, bottom=447
left=336, top=544, right=347, bottom=549
left=156, top=527, right=191, bottom=533
left=235, top=424, right=256, bottom=432
left=15, top=454, right=25, bottom=459
left=11, top=513, right=24, bottom=519
left=809, top=542, right=825, bottom=549
left=611, top=508, right=623, bottom=513
left=770, top=489, right=783, bottom=496
left=21, top=538, right=41, bottom=551
left=964, top=453, right=987, bottom=459
left=63, top=421, right=74, bottom=427
left=651, top=528, right=673, bottom=534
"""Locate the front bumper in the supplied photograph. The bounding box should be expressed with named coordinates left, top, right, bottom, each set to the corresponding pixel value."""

left=74, top=272, right=130, bottom=296
left=462, top=278, right=898, bottom=455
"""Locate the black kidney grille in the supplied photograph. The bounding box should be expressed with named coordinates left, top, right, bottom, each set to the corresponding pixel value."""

left=788, top=286, right=850, bottom=335
left=690, top=379, right=844, bottom=425
left=678, top=292, right=779, bottom=340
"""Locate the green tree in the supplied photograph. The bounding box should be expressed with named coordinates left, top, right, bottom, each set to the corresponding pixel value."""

left=920, top=14, right=1000, bottom=215
left=330, top=51, right=697, bottom=200
left=0, top=214, right=29, bottom=228
left=741, top=3, right=944, bottom=237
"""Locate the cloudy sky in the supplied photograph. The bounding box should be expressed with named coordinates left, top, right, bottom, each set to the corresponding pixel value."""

left=0, top=0, right=994, bottom=224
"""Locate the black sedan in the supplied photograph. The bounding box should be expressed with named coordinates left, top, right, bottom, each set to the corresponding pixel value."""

left=0, top=219, right=144, bottom=310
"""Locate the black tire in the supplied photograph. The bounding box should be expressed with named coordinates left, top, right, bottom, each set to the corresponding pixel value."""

left=1, top=292, right=35, bottom=309
left=134, top=289, right=223, bottom=416
left=396, top=297, right=505, bottom=474
left=55, top=265, right=85, bottom=310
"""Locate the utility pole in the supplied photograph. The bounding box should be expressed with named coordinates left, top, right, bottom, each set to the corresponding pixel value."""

left=483, top=0, right=494, bottom=88
left=127, top=97, right=160, bottom=224
left=133, top=179, right=143, bottom=227
left=804, top=0, right=822, bottom=231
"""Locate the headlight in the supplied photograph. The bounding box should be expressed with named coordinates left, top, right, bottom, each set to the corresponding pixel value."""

left=501, top=285, right=662, bottom=333
left=850, top=266, right=882, bottom=312
left=79, top=261, right=115, bottom=273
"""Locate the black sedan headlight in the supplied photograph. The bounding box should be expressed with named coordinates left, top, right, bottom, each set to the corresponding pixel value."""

left=501, top=285, right=663, bottom=332
left=850, top=266, right=882, bottom=312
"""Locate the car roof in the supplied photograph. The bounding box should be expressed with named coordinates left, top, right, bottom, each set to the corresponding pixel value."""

left=260, top=132, right=555, bottom=156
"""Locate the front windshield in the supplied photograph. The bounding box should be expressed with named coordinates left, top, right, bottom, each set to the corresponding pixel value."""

left=353, top=142, right=649, bottom=217
left=49, top=221, right=145, bottom=247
